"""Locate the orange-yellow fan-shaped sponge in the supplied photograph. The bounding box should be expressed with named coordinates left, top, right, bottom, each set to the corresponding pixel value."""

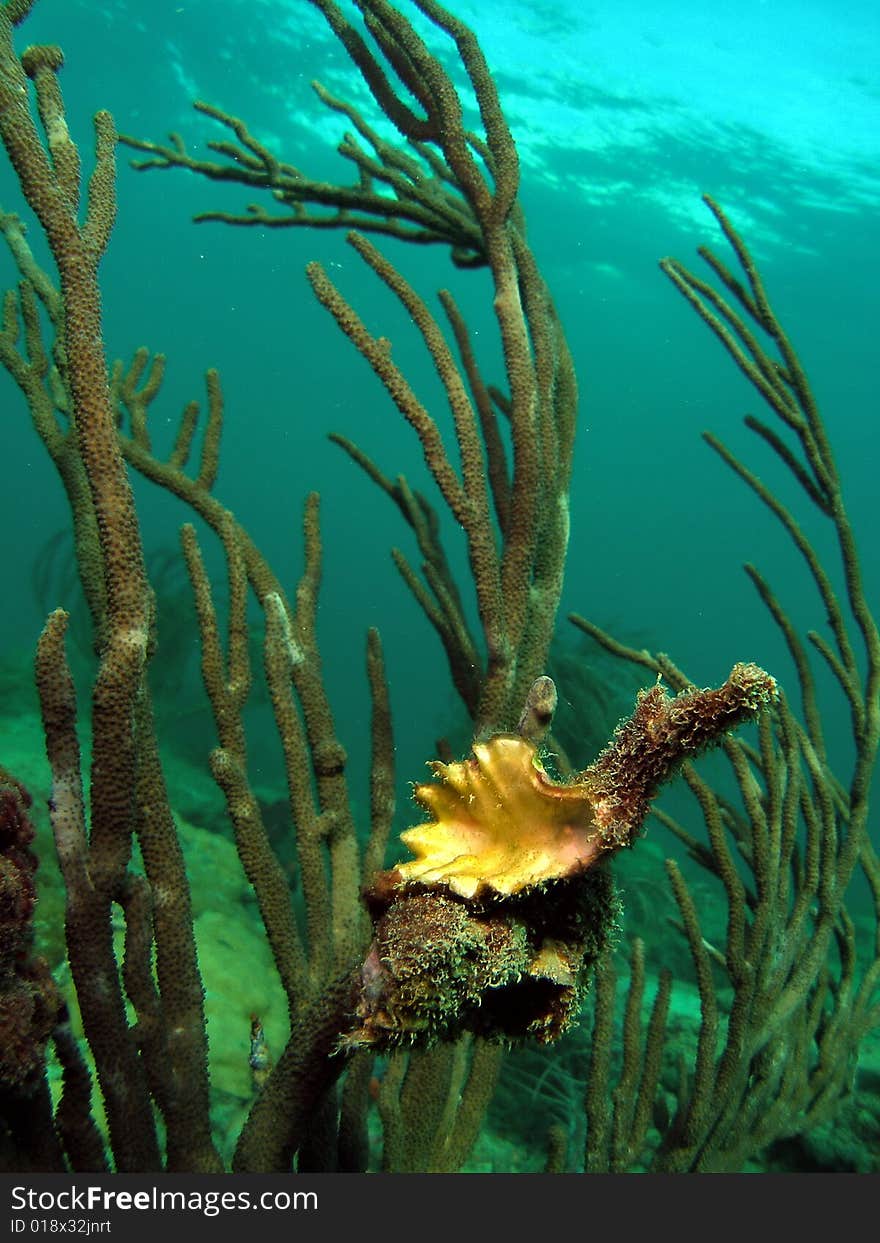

left=396, top=734, right=605, bottom=899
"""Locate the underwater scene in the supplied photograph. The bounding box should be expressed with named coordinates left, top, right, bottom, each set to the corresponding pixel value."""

left=0, top=0, right=878, bottom=1175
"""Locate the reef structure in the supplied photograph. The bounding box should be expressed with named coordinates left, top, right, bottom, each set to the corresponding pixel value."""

left=0, top=770, right=63, bottom=1169
left=349, top=663, right=778, bottom=1049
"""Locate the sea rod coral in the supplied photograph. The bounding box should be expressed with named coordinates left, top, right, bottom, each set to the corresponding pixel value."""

left=569, top=199, right=880, bottom=1173
left=0, top=0, right=875, bottom=1176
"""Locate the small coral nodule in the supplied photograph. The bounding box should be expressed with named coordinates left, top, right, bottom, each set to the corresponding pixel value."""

left=347, top=663, right=777, bottom=1051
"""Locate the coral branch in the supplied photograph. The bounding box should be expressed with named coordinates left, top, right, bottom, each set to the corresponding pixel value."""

left=583, top=662, right=778, bottom=850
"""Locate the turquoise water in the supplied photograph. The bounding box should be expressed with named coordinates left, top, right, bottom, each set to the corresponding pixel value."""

left=1, top=0, right=877, bottom=788
left=0, top=0, right=877, bottom=1173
